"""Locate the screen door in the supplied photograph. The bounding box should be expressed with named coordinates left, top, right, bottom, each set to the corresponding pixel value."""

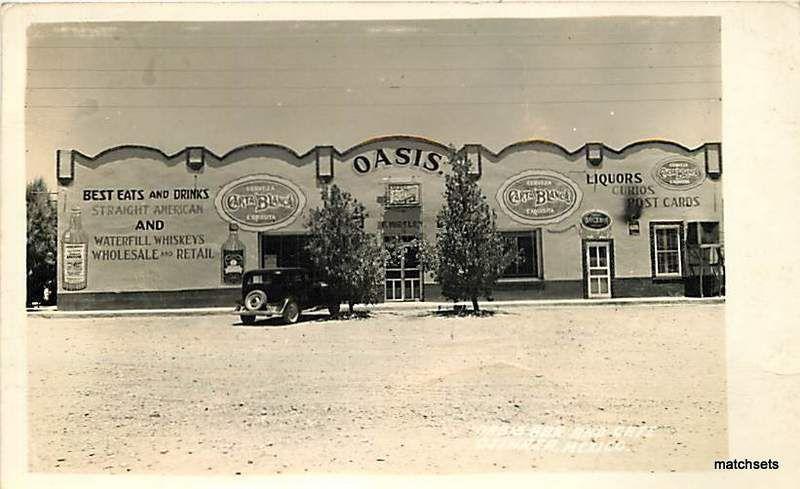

left=585, top=240, right=612, bottom=298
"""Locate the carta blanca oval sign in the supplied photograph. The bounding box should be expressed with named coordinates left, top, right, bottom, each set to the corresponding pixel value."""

left=497, top=170, right=583, bottom=225
left=653, top=159, right=705, bottom=190
left=581, top=210, right=612, bottom=230
left=214, top=175, right=306, bottom=231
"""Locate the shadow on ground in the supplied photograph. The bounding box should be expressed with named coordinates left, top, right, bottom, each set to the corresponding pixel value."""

left=414, top=308, right=500, bottom=319
left=234, top=310, right=373, bottom=327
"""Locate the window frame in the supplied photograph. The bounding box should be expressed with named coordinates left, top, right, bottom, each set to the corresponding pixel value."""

left=498, top=230, right=543, bottom=281
left=649, top=221, right=685, bottom=279
left=699, top=221, right=720, bottom=246
left=687, top=220, right=723, bottom=267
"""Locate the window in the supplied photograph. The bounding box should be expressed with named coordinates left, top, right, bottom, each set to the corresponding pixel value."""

left=687, top=221, right=722, bottom=266
left=651, top=223, right=683, bottom=278
left=688, top=221, right=719, bottom=245
left=261, top=234, right=310, bottom=268
left=501, top=231, right=541, bottom=278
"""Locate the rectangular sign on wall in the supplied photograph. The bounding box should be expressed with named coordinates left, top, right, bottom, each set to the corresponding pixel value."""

left=385, top=183, right=421, bottom=208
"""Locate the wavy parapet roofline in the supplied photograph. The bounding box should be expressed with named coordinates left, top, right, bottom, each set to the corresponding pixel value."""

left=58, top=137, right=721, bottom=183
left=65, top=137, right=717, bottom=163
left=479, top=138, right=712, bottom=160
left=71, top=143, right=314, bottom=166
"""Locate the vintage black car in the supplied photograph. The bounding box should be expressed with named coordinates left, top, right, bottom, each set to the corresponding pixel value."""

left=235, top=268, right=340, bottom=325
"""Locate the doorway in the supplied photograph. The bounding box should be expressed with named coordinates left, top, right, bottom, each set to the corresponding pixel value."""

left=384, top=235, right=422, bottom=301
left=584, top=240, right=613, bottom=298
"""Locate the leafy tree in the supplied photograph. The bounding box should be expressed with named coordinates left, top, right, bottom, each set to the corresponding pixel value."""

left=432, top=153, right=514, bottom=312
left=305, top=184, right=384, bottom=314
left=347, top=232, right=386, bottom=309
left=27, top=178, right=57, bottom=306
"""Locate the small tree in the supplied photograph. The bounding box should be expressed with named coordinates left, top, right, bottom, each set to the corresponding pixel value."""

left=27, top=178, right=57, bottom=306
left=306, top=184, right=384, bottom=314
left=433, top=153, right=514, bottom=312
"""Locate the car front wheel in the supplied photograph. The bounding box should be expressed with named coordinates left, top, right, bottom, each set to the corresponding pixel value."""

left=282, top=299, right=300, bottom=324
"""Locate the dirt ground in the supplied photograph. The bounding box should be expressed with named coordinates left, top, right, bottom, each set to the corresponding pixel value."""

left=26, top=304, right=726, bottom=475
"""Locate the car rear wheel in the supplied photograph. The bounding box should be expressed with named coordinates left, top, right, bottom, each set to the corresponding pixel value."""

left=282, top=299, right=300, bottom=324
left=244, top=290, right=267, bottom=311
left=240, top=315, right=256, bottom=325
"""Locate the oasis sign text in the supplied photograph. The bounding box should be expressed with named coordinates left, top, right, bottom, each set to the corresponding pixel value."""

left=351, top=148, right=444, bottom=174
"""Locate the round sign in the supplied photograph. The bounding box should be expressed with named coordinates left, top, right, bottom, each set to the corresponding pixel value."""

left=496, top=170, right=582, bottom=225
left=214, top=174, right=306, bottom=231
left=581, top=210, right=612, bottom=230
left=653, top=159, right=705, bottom=190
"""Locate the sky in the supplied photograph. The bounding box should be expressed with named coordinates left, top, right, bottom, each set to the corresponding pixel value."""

left=26, top=17, right=720, bottom=188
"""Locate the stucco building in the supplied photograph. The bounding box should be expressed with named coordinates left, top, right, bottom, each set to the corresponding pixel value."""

left=56, top=136, right=724, bottom=310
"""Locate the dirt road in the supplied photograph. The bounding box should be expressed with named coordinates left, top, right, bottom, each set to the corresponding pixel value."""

left=27, top=304, right=726, bottom=474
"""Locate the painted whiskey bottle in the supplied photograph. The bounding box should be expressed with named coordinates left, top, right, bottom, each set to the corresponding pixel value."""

left=62, top=207, right=88, bottom=291
left=221, top=223, right=245, bottom=284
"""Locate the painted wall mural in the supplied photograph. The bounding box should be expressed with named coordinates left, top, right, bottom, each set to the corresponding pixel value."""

left=214, top=174, right=306, bottom=232
left=496, top=170, right=583, bottom=225
left=653, top=158, right=706, bottom=190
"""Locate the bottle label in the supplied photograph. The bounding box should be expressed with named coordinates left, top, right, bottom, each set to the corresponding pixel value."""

left=63, top=243, right=87, bottom=285
left=222, top=250, right=244, bottom=284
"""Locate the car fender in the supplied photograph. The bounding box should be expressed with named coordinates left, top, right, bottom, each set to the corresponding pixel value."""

left=277, top=297, right=291, bottom=314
